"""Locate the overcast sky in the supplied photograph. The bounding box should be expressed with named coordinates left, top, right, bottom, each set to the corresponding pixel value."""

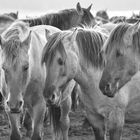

left=0, top=0, right=139, bottom=12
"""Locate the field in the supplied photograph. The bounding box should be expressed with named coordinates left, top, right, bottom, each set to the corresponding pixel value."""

left=0, top=107, right=140, bottom=140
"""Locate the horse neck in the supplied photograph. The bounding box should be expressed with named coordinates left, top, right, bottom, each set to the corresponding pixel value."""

left=46, top=11, right=79, bottom=30
left=29, top=31, right=45, bottom=78
left=74, top=63, right=104, bottom=108
left=21, top=16, right=49, bottom=27
left=21, top=11, right=77, bottom=30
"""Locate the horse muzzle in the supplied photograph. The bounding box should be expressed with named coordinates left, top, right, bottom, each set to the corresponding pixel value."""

left=10, top=108, right=21, bottom=114
left=7, top=100, right=24, bottom=114
left=46, top=91, right=62, bottom=107
left=99, top=81, right=117, bottom=97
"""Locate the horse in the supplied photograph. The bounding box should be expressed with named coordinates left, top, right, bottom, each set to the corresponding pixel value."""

left=40, top=29, right=78, bottom=140
left=0, top=21, right=62, bottom=140
left=95, top=9, right=109, bottom=24
left=99, top=22, right=140, bottom=97
left=21, top=2, right=96, bottom=30
left=125, top=12, right=140, bottom=24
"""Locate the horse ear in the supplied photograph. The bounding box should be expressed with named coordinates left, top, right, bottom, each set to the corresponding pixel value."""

left=76, top=2, right=83, bottom=15
left=22, top=31, right=32, bottom=47
left=105, top=8, right=107, bottom=12
left=123, top=21, right=139, bottom=46
left=87, top=4, right=92, bottom=11
left=45, top=29, right=51, bottom=41
left=16, top=11, right=19, bottom=17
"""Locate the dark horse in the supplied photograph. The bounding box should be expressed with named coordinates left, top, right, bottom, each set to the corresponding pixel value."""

left=21, top=2, right=96, bottom=30
left=0, top=12, right=18, bottom=34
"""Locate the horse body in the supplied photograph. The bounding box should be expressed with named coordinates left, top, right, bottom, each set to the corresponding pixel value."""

left=0, top=21, right=62, bottom=140
left=21, top=2, right=96, bottom=30
left=99, top=22, right=140, bottom=97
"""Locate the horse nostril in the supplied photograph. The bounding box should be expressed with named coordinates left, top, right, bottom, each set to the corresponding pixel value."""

left=19, top=101, right=23, bottom=108
left=105, top=83, right=111, bottom=92
left=6, top=101, right=9, bottom=107
left=51, top=94, right=55, bottom=101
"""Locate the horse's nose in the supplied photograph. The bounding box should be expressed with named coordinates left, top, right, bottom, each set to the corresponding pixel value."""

left=47, top=93, right=56, bottom=106
left=99, top=81, right=112, bottom=95
left=7, top=100, right=23, bottom=113
left=105, top=83, right=111, bottom=93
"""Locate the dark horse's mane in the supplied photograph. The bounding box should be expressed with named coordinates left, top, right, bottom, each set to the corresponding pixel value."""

left=104, top=23, right=140, bottom=55
left=21, top=5, right=95, bottom=30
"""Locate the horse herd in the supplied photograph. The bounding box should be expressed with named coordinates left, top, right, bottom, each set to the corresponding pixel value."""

left=0, top=2, right=140, bottom=140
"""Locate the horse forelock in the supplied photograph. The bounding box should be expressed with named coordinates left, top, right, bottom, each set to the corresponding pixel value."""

left=1, top=21, right=30, bottom=64
left=103, top=23, right=133, bottom=56
left=41, top=31, right=68, bottom=66
left=75, top=27, right=106, bottom=69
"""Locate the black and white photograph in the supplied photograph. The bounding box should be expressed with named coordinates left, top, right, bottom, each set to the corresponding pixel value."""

left=0, top=0, right=140, bottom=140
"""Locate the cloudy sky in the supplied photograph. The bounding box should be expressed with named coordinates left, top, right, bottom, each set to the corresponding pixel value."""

left=0, top=0, right=139, bottom=12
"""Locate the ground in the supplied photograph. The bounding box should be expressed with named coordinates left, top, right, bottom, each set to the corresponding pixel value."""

left=0, top=108, right=140, bottom=140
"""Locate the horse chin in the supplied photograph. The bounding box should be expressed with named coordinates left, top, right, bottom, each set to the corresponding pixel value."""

left=10, top=109, right=22, bottom=114
left=103, top=90, right=116, bottom=97
left=103, top=85, right=117, bottom=97
left=46, top=91, right=62, bottom=107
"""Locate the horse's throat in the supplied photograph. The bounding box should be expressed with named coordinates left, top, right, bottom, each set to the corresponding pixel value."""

left=75, top=66, right=102, bottom=109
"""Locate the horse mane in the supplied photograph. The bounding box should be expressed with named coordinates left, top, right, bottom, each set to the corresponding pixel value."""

left=75, top=27, right=107, bottom=68
left=1, top=21, right=29, bottom=63
left=42, top=27, right=107, bottom=69
left=104, top=23, right=140, bottom=55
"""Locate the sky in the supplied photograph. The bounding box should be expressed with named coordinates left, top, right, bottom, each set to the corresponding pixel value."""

left=0, top=0, right=139, bottom=12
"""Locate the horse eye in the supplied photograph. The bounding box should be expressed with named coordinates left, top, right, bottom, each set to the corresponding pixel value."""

left=116, top=50, right=122, bottom=57
left=58, top=58, right=64, bottom=65
left=2, top=66, right=8, bottom=73
left=23, top=65, right=29, bottom=71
